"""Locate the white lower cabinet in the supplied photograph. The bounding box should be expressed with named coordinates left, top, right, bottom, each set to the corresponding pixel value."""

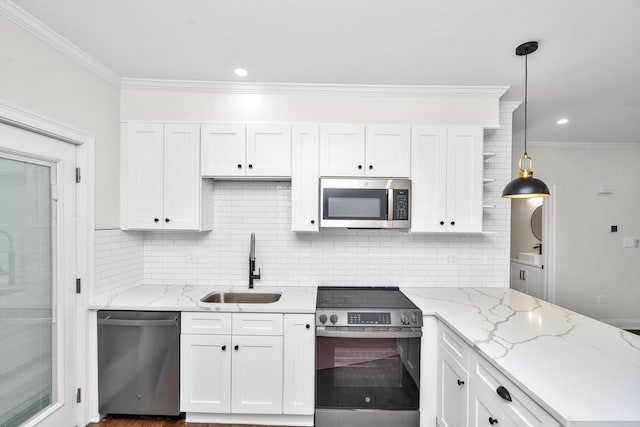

left=437, top=322, right=559, bottom=427
left=180, top=311, right=314, bottom=421
left=510, top=261, right=545, bottom=300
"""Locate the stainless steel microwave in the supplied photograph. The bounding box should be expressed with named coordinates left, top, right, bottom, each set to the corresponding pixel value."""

left=320, top=178, right=411, bottom=229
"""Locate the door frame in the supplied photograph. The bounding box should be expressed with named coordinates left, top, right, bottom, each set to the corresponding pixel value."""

left=0, top=101, right=94, bottom=426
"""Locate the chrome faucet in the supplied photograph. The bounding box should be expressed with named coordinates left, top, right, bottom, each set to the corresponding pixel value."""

left=249, top=232, right=261, bottom=289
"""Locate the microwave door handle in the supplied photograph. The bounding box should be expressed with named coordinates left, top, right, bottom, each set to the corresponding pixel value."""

left=388, top=189, right=394, bottom=221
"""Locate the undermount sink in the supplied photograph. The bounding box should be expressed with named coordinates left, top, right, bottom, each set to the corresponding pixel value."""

left=519, top=252, right=542, bottom=265
left=200, top=292, right=281, bottom=304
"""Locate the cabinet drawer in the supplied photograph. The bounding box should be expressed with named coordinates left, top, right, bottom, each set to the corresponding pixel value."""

left=439, top=322, right=470, bottom=370
left=470, top=353, right=560, bottom=426
left=232, top=313, right=283, bottom=336
left=182, top=312, right=231, bottom=335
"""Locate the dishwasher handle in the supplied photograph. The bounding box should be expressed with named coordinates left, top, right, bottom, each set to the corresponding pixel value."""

left=98, top=317, right=179, bottom=327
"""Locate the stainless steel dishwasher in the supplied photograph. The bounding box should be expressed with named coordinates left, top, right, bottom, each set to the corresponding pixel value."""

left=97, top=310, right=180, bottom=416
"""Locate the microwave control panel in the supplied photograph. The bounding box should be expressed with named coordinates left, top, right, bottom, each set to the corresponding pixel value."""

left=393, top=189, right=409, bottom=220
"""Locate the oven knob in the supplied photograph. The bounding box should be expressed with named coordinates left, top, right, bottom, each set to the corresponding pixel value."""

left=319, top=314, right=327, bottom=324
left=401, top=313, right=409, bottom=325
left=330, top=314, right=339, bottom=324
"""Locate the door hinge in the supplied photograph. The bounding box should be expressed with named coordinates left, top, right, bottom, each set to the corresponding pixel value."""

left=75, top=167, right=81, bottom=183
left=75, top=278, right=81, bottom=294
left=76, top=388, right=81, bottom=403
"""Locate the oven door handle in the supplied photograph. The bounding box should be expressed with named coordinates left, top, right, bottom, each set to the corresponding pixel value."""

left=316, top=327, right=422, bottom=338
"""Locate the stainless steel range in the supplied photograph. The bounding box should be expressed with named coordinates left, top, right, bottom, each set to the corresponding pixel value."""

left=315, top=286, right=422, bottom=427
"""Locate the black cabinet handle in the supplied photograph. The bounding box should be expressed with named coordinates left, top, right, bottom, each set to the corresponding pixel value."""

left=305, top=324, right=310, bottom=329
left=496, top=386, right=512, bottom=402
left=165, top=218, right=170, bottom=223
left=440, top=221, right=445, bottom=226
left=248, top=164, right=253, bottom=169
left=221, top=345, right=226, bottom=351
left=369, top=165, right=373, bottom=170
left=154, top=218, right=159, bottom=223
left=310, top=220, right=315, bottom=225
left=237, top=164, right=242, bottom=169
left=450, top=221, right=455, bottom=226
left=489, top=417, right=499, bottom=425
left=357, top=165, right=363, bottom=170
left=234, top=345, right=239, bottom=351
left=457, top=379, right=465, bottom=386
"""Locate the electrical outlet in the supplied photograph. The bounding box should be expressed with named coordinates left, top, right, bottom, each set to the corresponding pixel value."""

left=188, top=251, right=211, bottom=262
left=445, top=254, right=457, bottom=264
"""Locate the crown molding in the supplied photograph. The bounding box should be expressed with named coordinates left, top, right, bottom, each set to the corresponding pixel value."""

left=514, top=141, right=640, bottom=149
left=121, top=78, right=509, bottom=98
left=0, top=0, right=121, bottom=87
left=0, top=101, right=93, bottom=145
left=499, top=101, right=521, bottom=114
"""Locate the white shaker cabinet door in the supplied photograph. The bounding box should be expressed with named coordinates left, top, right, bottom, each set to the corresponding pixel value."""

left=231, top=335, right=283, bottom=414
left=180, top=334, right=232, bottom=414
left=446, top=126, right=483, bottom=232
left=121, top=123, right=164, bottom=230
left=319, top=124, right=365, bottom=176
left=246, top=124, right=291, bottom=177
left=163, top=124, right=202, bottom=230
left=438, top=349, right=469, bottom=427
left=201, top=124, right=246, bottom=176
left=365, top=125, right=411, bottom=177
left=410, top=126, right=448, bottom=232
left=291, top=125, right=320, bottom=232
left=283, top=314, right=315, bottom=415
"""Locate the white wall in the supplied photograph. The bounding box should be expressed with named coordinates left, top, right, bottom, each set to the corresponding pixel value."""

left=0, top=15, right=120, bottom=229
left=528, top=142, right=640, bottom=327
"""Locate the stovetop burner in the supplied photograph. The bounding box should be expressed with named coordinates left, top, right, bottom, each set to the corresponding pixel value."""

left=316, top=286, right=418, bottom=310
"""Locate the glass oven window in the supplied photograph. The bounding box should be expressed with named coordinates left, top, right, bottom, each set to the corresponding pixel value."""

left=316, top=336, right=420, bottom=410
left=323, top=189, right=388, bottom=220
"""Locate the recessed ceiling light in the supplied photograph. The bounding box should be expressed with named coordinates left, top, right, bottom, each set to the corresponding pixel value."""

left=556, top=118, right=569, bottom=125
left=234, top=68, right=248, bottom=77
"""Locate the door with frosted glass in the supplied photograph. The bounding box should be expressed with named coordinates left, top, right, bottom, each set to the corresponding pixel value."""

left=0, top=123, right=77, bottom=426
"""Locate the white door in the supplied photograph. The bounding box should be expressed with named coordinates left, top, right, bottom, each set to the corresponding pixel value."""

left=246, top=124, right=291, bottom=177
left=200, top=124, right=246, bottom=176
left=365, top=125, right=411, bottom=177
left=438, top=351, right=468, bottom=427
left=283, top=314, right=315, bottom=414
left=319, top=124, right=365, bottom=176
left=291, top=125, right=320, bottom=232
left=0, top=123, right=78, bottom=426
left=231, top=335, right=283, bottom=414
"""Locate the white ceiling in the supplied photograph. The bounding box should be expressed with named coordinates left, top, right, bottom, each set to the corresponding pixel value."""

left=10, top=0, right=640, bottom=143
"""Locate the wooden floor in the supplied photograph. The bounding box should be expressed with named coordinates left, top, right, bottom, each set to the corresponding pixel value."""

left=88, top=415, right=290, bottom=427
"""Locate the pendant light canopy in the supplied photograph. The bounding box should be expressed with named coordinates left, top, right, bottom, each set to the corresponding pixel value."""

left=502, top=41, right=550, bottom=199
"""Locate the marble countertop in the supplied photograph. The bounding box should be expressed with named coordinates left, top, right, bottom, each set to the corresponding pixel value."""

left=90, top=285, right=317, bottom=313
left=401, top=287, right=640, bottom=426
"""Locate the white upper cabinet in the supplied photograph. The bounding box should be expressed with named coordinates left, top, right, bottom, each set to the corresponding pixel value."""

left=201, top=124, right=291, bottom=178
left=121, top=123, right=213, bottom=231
left=365, top=125, right=411, bottom=177
left=291, top=125, right=320, bottom=232
left=411, top=126, right=483, bottom=233
left=320, top=124, right=410, bottom=177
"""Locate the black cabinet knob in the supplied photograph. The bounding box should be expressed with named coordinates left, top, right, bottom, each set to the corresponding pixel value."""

left=154, top=218, right=159, bottom=223
left=305, top=324, right=310, bottom=329
left=457, top=379, right=465, bottom=386
left=489, top=417, right=499, bottom=425
left=496, top=386, right=512, bottom=402
left=234, top=345, right=239, bottom=351
left=310, top=220, right=315, bottom=225
left=368, top=165, right=373, bottom=170
left=450, top=221, right=455, bottom=226
left=248, top=164, right=253, bottom=169
left=237, top=164, right=242, bottom=169
left=221, top=345, right=226, bottom=351
left=440, top=221, right=445, bottom=226
left=165, top=218, right=170, bottom=223
left=357, top=165, right=363, bottom=170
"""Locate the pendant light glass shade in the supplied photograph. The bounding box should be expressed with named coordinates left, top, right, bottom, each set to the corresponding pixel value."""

left=502, top=41, right=550, bottom=199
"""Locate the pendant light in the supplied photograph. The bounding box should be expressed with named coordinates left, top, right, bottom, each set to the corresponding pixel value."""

left=502, top=41, right=550, bottom=199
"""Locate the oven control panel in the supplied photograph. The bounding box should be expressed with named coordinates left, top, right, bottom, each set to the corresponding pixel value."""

left=348, top=312, right=390, bottom=324
left=316, top=310, right=423, bottom=327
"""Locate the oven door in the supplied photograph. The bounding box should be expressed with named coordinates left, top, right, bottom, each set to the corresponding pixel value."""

left=315, top=328, right=421, bottom=410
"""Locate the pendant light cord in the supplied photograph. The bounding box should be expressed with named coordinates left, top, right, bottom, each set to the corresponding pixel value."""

left=524, top=51, right=528, bottom=156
